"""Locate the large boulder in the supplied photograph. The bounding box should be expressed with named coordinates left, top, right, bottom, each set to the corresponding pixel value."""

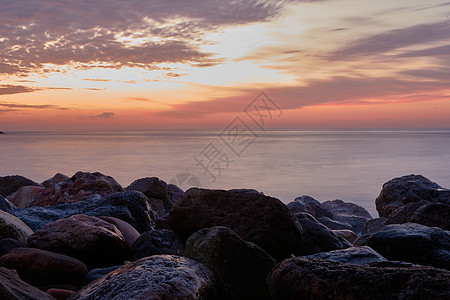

left=27, top=214, right=126, bottom=269
left=70, top=255, right=217, bottom=300
left=7, top=186, right=45, bottom=208
left=0, top=210, right=33, bottom=243
left=11, top=191, right=156, bottom=233
left=0, top=247, right=87, bottom=289
left=0, top=238, right=25, bottom=257
left=41, top=173, right=69, bottom=188
left=367, top=223, right=450, bottom=269
left=361, top=217, right=387, bottom=235
left=0, top=267, right=55, bottom=300
left=322, top=199, right=372, bottom=235
left=267, top=257, right=450, bottom=300
left=31, top=171, right=123, bottom=207
left=185, top=226, right=276, bottom=300
left=375, top=174, right=450, bottom=218
left=169, top=188, right=304, bottom=260
left=0, top=175, right=41, bottom=198
left=98, top=216, right=140, bottom=248
left=131, top=229, right=184, bottom=260
left=305, top=246, right=387, bottom=265
left=84, top=266, right=120, bottom=285
left=290, top=195, right=332, bottom=218
left=126, top=177, right=174, bottom=216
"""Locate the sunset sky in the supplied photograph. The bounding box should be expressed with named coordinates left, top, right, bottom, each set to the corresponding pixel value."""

left=1, top=0, right=450, bottom=130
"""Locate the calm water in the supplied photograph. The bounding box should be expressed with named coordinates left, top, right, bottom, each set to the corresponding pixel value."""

left=1, top=130, right=449, bottom=217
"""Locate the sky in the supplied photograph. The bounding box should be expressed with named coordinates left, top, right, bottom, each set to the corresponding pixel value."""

left=1, top=0, right=450, bottom=130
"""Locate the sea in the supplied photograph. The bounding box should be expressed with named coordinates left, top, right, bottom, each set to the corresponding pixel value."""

left=1, top=130, right=450, bottom=217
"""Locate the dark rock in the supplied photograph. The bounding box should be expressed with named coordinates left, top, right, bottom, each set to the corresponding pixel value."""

left=7, top=185, right=45, bottom=208
left=12, top=191, right=156, bottom=233
left=185, top=226, right=276, bottom=300
left=31, top=171, right=123, bottom=207
left=155, top=213, right=171, bottom=229
left=332, top=229, right=358, bottom=243
left=0, top=195, right=15, bottom=213
left=0, top=175, right=41, bottom=198
left=294, top=213, right=351, bottom=255
left=385, top=202, right=450, bottom=230
left=0, top=238, right=25, bottom=257
left=293, top=195, right=332, bottom=218
left=131, top=229, right=184, bottom=260
left=46, top=288, right=75, bottom=300
left=367, top=223, right=450, bottom=269
left=375, top=174, right=450, bottom=217
left=126, top=177, right=173, bottom=216
left=70, top=255, right=217, bottom=300
left=362, top=217, right=387, bottom=235
left=322, top=199, right=372, bottom=219
left=0, top=267, right=55, bottom=300
left=169, top=188, right=304, bottom=260
left=330, top=214, right=369, bottom=236
left=316, top=216, right=353, bottom=231
left=287, top=198, right=315, bottom=216
left=353, top=234, right=371, bottom=247
left=84, top=266, right=121, bottom=285
left=305, top=246, right=387, bottom=265
left=27, top=214, right=126, bottom=269
left=0, top=247, right=87, bottom=288
left=267, top=257, right=450, bottom=300
left=41, top=173, right=69, bottom=188
left=168, top=183, right=184, bottom=203
left=0, top=210, right=33, bottom=243
left=98, top=216, right=140, bottom=248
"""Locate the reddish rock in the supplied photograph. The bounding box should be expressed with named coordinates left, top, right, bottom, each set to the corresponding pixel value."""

left=31, top=171, right=123, bottom=206
left=41, top=173, right=69, bottom=188
left=27, top=214, right=126, bottom=268
left=46, top=288, right=76, bottom=300
left=99, top=216, right=140, bottom=248
left=0, top=267, right=55, bottom=300
left=7, top=185, right=45, bottom=208
left=0, top=210, right=34, bottom=243
left=0, top=175, right=41, bottom=198
left=0, top=247, right=87, bottom=288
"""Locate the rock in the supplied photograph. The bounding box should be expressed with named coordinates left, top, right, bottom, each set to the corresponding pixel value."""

left=367, top=223, right=450, bottom=269
left=84, top=266, right=121, bottom=285
left=352, top=234, right=371, bottom=247
left=41, top=173, right=69, bottom=188
left=11, top=191, right=156, bottom=233
left=316, top=216, right=353, bottom=231
left=131, top=229, right=184, bottom=260
left=385, top=202, right=450, bottom=230
left=362, top=217, right=387, bottom=235
left=322, top=199, right=372, bottom=235
left=0, top=210, right=33, bottom=243
left=169, top=188, right=304, bottom=260
left=185, top=226, right=276, bottom=300
left=267, top=257, right=450, bottom=300
left=293, top=195, right=332, bottom=218
left=0, top=267, right=55, bottom=300
left=287, top=198, right=315, bottom=216
left=294, top=213, right=351, bottom=255
left=0, top=195, right=15, bottom=213
left=375, top=174, right=450, bottom=217
left=7, top=185, right=45, bottom=208
left=155, top=213, right=171, bottom=229
left=168, top=183, right=184, bottom=203
left=332, top=229, right=358, bottom=243
left=70, top=255, right=217, bottom=300
left=0, top=175, right=41, bottom=198
left=98, top=216, right=140, bottom=248
left=46, top=288, right=75, bottom=300
left=0, top=238, right=25, bottom=257
left=0, top=247, right=87, bottom=288
left=27, top=214, right=126, bottom=269
left=31, top=171, right=123, bottom=207
left=305, top=246, right=388, bottom=265
left=126, top=177, right=174, bottom=216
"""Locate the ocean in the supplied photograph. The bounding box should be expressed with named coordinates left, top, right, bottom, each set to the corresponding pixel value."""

left=1, top=130, right=449, bottom=217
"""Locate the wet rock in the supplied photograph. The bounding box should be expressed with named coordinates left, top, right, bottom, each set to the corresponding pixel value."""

left=0, top=175, right=41, bottom=198
left=0, top=267, right=55, bottom=300
left=41, top=173, right=69, bottom=188
left=131, top=229, right=184, bottom=260
left=385, top=202, right=450, bottom=230
left=126, top=177, right=173, bottom=216
left=0, top=247, right=87, bottom=288
left=367, top=223, right=450, bottom=269
left=70, top=255, right=217, bottom=300
left=185, top=226, right=276, bottom=300
left=27, top=214, right=126, bottom=269
left=98, top=216, right=140, bottom=248
left=0, top=210, right=33, bottom=243
left=169, top=188, right=304, bottom=260
left=7, top=185, right=45, bottom=208
left=0, top=238, right=25, bottom=257
left=375, top=174, right=450, bottom=218
left=305, top=246, right=387, bottom=265
left=84, top=266, right=121, bottom=285
left=31, top=171, right=123, bottom=207
left=267, top=257, right=450, bottom=300
left=361, top=217, right=387, bottom=235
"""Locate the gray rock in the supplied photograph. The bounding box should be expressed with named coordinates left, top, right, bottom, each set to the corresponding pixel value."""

left=322, top=199, right=372, bottom=219
left=0, top=210, right=34, bottom=243
left=0, top=267, right=54, bottom=300
left=126, top=177, right=173, bottom=216
left=70, top=255, right=217, bottom=300
left=385, top=202, right=450, bottom=230
left=362, top=217, right=387, bottom=235
left=0, top=175, right=41, bottom=198
left=185, top=226, right=276, bottom=300
left=287, top=199, right=315, bottom=216
left=293, top=195, right=332, bottom=218
left=0, top=238, right=25, bottom=257
left=132, top=229, right=185, bottom=260
left=316, top=216, right=353, bottom=231
left=305, top=246, right=387, bottom=265
left=0, top=195, right=15, bottom=213
left=168, top=184, right=184, bottom=203
left=84, top=266, right=121, bottom=285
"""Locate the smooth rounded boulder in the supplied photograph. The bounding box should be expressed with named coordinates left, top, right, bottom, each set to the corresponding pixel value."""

left=0, top=210, right=33, bottom=243
left=0, top=267, right=55, bottom=300
left=305, top=246, right=387, bottom=265
left=98, top=216, right=140, bottom=248
left=131, top=229, right=184, bottom=260
left=0, top=175, right=41, bottom=198
left=7, top=185, right=45, bottom=208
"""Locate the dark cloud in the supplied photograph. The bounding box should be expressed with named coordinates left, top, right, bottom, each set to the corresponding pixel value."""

left=0, top=101, right=70, bottom=110
left=82, top=78, right=111, bottom=82
left=0, top=84, right=37, bottom=95
left=91, top=112, right=115, bottom=119
left=396, top=44, right=450, bottom=58
left=124, top=97, right=156, bottom=103
left=84, top=88, right=107, bottom=91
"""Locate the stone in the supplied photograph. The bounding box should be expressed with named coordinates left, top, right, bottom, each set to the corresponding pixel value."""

left=131, top=229, right=184, bottom=260
left=294, top=213, right=351, bottom=255
left=322, top=199, right=372, bottom=235
left=7, top=185, right=45, bottom=208
left=367, top=223, right=450, bottom=269
left=46, top=288, right=75, bottom=300
left=168, top=183, right=184, bottom=203
left=0, top=247, right=87, bottom=288
left=185, top=226, right=276, bottom=300
left=155, top=213, right=171, bottom=229
left=84, top=266, right=121, bottom=285
left=31, top=171, right=123, bottom=206
left=267, top=257, right=450, bottom=300
left=332, top=229, right=358, bottom=243
left=12, top=191, right=156, bottom=233
left=0, top=267, right=55, bottom=300
left=293, top=195, right=332, bottom=218
left=126, top=177, right=174, bottom=216
left=316, top=216, right=353, bottom=231
left=305, top=246, right=388, bottom=265
left=98, top=216, right=140, bottom=248
left=361, top=217, right=387, bottom=235
left=27, top=214, right=126, bottom=269
left=385, top=202, right=450, bottom=230
left=0, top=238, right=25, bottom=257
left=41, top=173, right=69, bottom=188
left=0, top=195, right=15, bottom=213
left=0, top=210, right=33, bottom=243
left=375, top=174, right=450, bottom=217
left=169, top=188, right=304, bottom=260
left=287, top=198, right=315, bottom=216
left=0, top=175, right=41, bottom=198
left=70, top=255, right=217, bottom=300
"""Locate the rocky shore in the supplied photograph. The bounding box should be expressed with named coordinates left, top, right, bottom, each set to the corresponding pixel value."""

left=0, top=172, right=449, bottom=299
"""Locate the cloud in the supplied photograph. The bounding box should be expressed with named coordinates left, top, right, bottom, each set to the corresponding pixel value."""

left=123, top=97, right=156, bottom=103
left=0, top=84, right=37, bottom=95
left=91, top=112, right=115, bottom=119
left=84, top=88, right=107, bottom=91
left=165, top=72, right=186, bottom=78
left=82, top=78, right=111, bottom=82
left=0, top=101, right=71, bottom=110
